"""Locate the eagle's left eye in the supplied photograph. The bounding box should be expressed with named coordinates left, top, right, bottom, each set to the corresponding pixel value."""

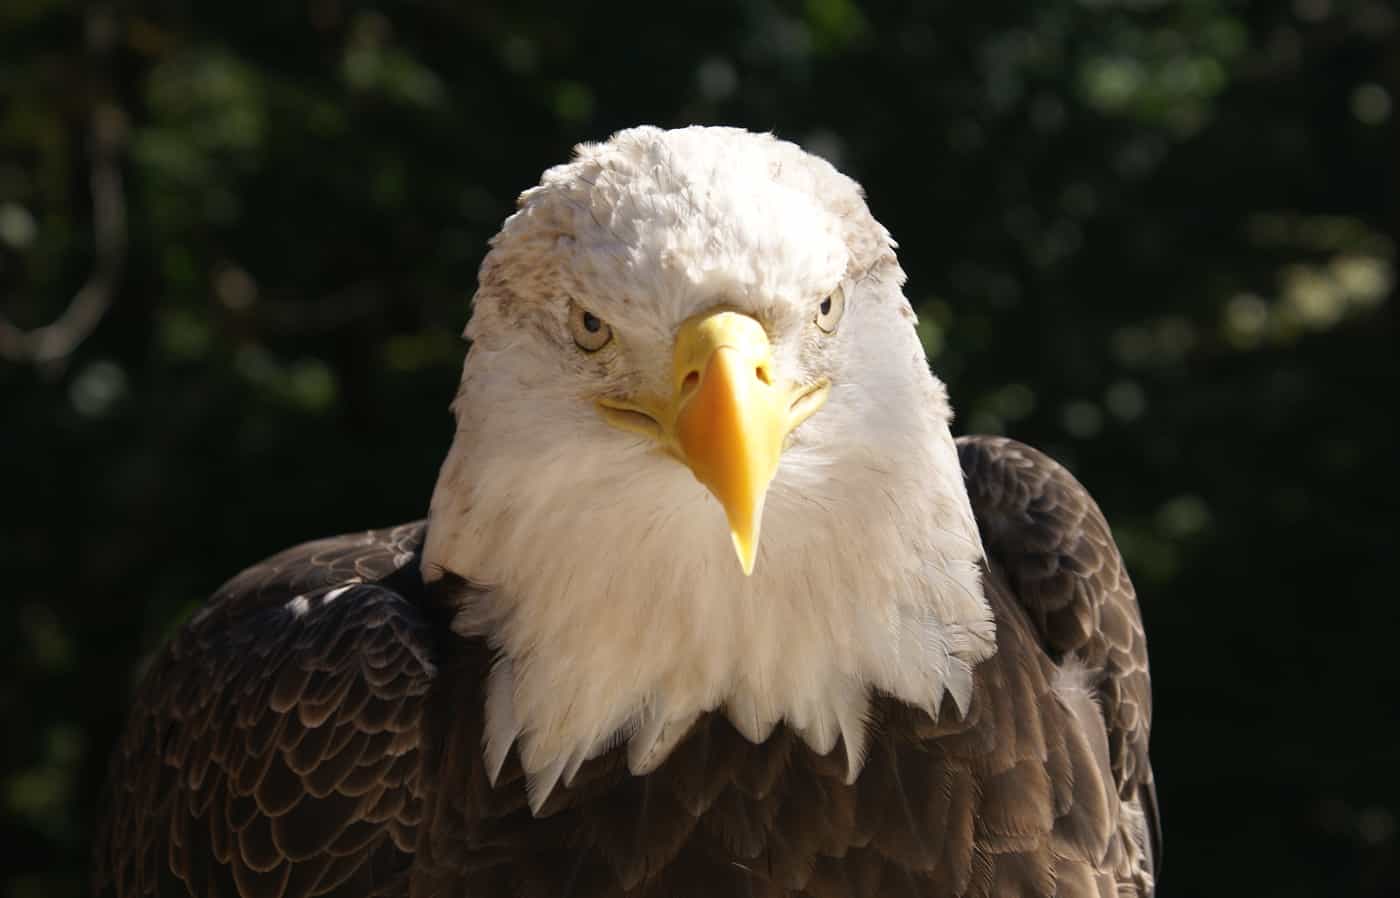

left=569, top=302, right=613, bottom=352
left=815, top=285, right=845, bottom=333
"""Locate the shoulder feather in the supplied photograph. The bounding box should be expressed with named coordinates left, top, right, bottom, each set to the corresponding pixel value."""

left=94, top=522, right=434, bottom=898
left=957, top=435, right=1159, bottom=886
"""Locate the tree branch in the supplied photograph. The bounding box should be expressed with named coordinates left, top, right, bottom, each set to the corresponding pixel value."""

left=0, top=7, right=126, bottom=367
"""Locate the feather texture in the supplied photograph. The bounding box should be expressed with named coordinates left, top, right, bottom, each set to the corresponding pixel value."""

left=94, top=524, right=434, bottom=898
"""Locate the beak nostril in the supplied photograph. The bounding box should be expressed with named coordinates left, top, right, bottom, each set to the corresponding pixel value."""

left=755, top=366, right=772, bottom=386
left=682, top=370, right=700, bottom=394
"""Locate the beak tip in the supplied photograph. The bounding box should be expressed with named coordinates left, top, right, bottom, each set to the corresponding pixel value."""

left=730, top=515, right=761, bottom=576
left=733, top=538, right=757, bottom=576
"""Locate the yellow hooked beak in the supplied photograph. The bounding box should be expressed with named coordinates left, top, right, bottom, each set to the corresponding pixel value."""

left=597, top=310, right=829, bottom=575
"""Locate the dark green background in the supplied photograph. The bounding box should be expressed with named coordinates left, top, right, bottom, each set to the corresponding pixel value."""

left=2, top=1, right=1395, bottom=895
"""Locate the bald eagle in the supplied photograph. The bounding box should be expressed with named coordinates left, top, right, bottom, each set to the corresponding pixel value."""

left=95, top=126, right=1158, bottom=898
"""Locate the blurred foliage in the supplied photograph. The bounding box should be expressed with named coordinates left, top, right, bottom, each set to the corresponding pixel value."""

left=1, top=0, right=1396, bottom=895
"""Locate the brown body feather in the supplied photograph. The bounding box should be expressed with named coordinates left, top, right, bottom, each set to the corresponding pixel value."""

left=94, top=437, right=1157, bottom=897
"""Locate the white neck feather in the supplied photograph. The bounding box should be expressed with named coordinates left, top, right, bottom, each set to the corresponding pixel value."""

left=423, top=362, right=993, bottom=814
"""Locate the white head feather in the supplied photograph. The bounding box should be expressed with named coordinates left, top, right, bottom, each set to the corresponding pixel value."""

left=423, top=125, right=994, bottom=812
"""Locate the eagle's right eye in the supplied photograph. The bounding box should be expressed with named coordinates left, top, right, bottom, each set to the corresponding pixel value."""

left=814, top=284, right=846, bottom=334
left=569, top=302, right=613, bottom=352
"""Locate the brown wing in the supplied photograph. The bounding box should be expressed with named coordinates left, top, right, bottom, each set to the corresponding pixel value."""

left=854, top=573, right=1132, bottom=898
left=957, top=436, right=1159, bottom=887
left=94, top=522, right=435, bottom=898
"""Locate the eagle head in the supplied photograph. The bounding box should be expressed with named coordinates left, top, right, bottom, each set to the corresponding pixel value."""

left=422, top=126, right=994, bottom=811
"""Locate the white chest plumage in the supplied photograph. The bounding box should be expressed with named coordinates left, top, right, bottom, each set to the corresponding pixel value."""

left=426, top=400, right=992, bottom=813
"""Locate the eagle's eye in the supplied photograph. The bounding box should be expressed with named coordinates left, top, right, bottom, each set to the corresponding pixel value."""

left=569, top=302, right=613, bottom=352
left=815, top=285, right=845, bottom=334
